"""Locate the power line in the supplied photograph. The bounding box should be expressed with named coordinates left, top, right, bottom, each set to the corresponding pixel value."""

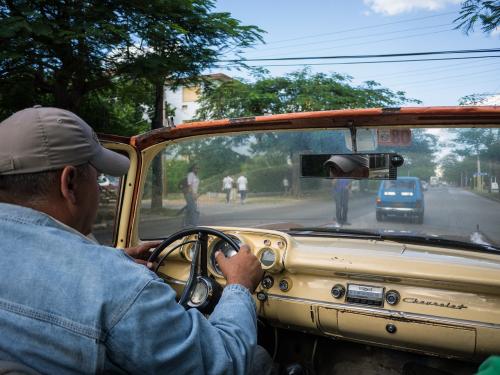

left=403, top=76, right=500, bottom=93
left=381, top=73, right=498, bottom=93
left=246, top=23, right=451, bottom=55
left=355, top=58, right=492, bottom=80
left=388, top=67, right=500, bottom=88
left=220, top=48, right=500, bottom=63
left=363, top=60, right=500, bottom=83
left=251, top=29, right=453, bottom=59
left=219, top=12, right=457, bottom=59
left=216, top=55, right=500, bottom=68
left=263, top=11, right=457, bottom=45
left=467, top=92, right=500, bottom=96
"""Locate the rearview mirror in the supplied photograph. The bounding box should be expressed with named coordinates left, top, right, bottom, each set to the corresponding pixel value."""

left=300, top=153, right=403, bottom=179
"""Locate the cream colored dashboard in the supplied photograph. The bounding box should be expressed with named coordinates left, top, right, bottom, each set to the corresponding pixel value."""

left=155, top=227, right=500, bottom=361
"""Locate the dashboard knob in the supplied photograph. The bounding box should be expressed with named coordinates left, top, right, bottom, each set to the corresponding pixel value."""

left=331, top=284, right=345, bottom=299
left=261, top=275, right=274, bottom=289
left=386, top=324, right=397, bottom=334
left=385, top=290, right=400, bottom=305
left=279, top=279, right=291, bottom=292
left=256, top=291, right=268, bottom=302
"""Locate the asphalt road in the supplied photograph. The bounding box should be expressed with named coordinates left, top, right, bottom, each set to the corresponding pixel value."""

left=135, top=186, right=500, bottom=247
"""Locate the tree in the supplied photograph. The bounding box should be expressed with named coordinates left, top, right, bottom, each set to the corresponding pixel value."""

left=0, top=2, right=163, bottom=134
left=196, top=69, right=419, bottom=120
left=0, top=1, right=133, bottom=128
left=454, top=0, right=500, bottom=34
left=0, top=1, right=263, bottom=132
left=454, top=1, right=500, bottom=112
left=447, top=128, right=500, bottom=189
left=379, top=129, right=438, bottom=181
left=79, top=78, right=154, bottom=136
left=440, top=154, right=477, bottom=187
left=116, top=0, right=263, bottom=209
left=0, top=1, right=264, bottom=210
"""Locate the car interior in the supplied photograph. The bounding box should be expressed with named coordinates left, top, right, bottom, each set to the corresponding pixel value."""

left=96, top=107, right=500, bottom=375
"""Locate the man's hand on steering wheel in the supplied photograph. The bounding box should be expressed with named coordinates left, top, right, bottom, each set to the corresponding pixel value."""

left=147, top=227, right=264, bottom=313
left=123, top=241, right=162, bottom=266
left=215, top=244, right=264, bottom=293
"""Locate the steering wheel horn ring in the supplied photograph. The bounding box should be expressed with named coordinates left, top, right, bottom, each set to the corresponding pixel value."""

left=147, top=227, right=240, bottom=314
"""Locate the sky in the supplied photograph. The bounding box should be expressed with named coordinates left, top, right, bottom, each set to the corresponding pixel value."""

left=211, top=0, right=500, bottom=106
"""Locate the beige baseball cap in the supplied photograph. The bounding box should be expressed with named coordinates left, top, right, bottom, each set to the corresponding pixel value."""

left=0, top=106, right=129, bottom=176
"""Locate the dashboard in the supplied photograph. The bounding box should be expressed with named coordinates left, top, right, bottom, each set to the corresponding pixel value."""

left=155, top=227, right=500, bottom=361
left=174, top=230, right=287, bottom=278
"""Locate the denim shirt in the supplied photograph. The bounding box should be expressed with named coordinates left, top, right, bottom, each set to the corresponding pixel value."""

left=0, top=203, right=257, bottom=374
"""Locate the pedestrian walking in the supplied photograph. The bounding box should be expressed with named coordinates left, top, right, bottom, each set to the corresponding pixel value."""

left=237, top=175, right=248, bottom=204
left=282, top=177, right=290, bottom=196
left=332, top=178, right=351, bottom=225
left=222, top=175, right=233, bottom=203
left=184, top=165, right=200, bottom=226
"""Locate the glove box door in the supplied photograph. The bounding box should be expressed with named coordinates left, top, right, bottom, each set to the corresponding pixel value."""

left=318, top=308, right=475, bottom=357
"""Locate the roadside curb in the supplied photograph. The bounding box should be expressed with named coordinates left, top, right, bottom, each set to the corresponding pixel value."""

left=472, top=191, right=500, bottom=203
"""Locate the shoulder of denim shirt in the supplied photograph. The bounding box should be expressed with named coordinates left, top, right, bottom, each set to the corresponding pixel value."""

left=0, top=202, right=159, bottom=280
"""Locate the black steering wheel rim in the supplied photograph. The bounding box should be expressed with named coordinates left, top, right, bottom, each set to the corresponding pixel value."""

left=147, top=227, right=240, bottom=313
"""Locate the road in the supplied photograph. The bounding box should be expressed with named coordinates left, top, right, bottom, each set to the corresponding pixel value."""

left=133, top=186, right=500, bottom=247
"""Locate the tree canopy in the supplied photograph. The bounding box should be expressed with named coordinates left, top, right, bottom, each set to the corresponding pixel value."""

left=0, top=0, right=263, bottom=134
left=382, top=130, right=438, bottom=182
left=459, top=93, right=497, bottom=105
left=454, top=0, right=500, bottom=34
left=441, top=128, right=500, bottom=187
left=195, top=69, right=420, bottom=120
left=454, top=1, right=499, bottom=111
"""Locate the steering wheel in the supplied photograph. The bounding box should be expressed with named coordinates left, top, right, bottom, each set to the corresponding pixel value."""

left=147, top=227, right=240, bottom=314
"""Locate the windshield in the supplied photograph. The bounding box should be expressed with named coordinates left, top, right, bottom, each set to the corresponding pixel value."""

left=139, top=126, right=500, bottom=249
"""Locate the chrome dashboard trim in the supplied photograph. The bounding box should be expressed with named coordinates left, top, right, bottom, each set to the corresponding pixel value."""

left=266, top=293, right=500, bottom=330
left=158, top=273, right=186, bottom=286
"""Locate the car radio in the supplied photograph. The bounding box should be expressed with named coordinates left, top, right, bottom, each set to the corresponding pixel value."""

left=346, top=284, right=385, bottom=307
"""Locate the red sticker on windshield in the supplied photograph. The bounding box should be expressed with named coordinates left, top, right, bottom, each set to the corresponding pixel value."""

left=377, top=129, right=412, bottom=146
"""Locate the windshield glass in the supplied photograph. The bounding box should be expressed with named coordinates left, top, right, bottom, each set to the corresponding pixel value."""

left=139, top=126, right=500, bottom=249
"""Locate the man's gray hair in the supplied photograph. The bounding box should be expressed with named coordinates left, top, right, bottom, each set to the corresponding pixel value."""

left=0, top=164, right=91, bottom=204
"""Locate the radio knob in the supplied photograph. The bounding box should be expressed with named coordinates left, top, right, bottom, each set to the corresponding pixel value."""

left=331, top=284, right=345, bottom=299
left=279, top=279, right=291, bottom=292
left=386, top=324, right=397, bottom=334
left=256, top=291, right=268, bottom=302
left=385, top=290, right=400, bottom=305
left=261, top=275, right=274, bottom=289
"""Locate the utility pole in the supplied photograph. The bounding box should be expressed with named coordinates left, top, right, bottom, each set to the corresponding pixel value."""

left=151, top=80, right=165, bottom=210
left=477, top=154, right=482, bottom=192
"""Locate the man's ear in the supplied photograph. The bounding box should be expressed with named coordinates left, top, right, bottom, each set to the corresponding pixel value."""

left=60, top=166, right=78, bottom=205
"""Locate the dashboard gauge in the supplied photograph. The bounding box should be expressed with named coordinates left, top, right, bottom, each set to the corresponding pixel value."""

left=257, top=247, right=283, bottom=273
left=181, top=236, right=198, bottom=261
left=259, top=247, right=276, bottom=267
left=189, top=280, right=209, bottom=306
left=210, top=235, right=240, bottom=276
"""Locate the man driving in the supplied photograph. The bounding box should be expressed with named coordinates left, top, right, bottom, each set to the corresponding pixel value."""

left=0, top=107, right=267, bottom=374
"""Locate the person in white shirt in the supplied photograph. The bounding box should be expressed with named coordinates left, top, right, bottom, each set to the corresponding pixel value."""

left=184, top=165, right=200, bottom=226
left=222, top=175, right=233, bottom=203
left=187, top=166, right=200, bottom=196
left=282, top=177, right=289, bottom=196
left=237, top=175, right=248, bottom=204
